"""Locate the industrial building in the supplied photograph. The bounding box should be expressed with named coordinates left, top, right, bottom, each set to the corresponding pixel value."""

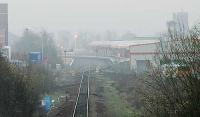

left=89, top=39, right=159, bottom=72
left=129, top=41, right=159, bottom=72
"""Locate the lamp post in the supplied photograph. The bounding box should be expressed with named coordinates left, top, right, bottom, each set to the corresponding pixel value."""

left=74, top=34, right=78, bottom=56
left=41, top=32, right=45, bottom=63
left=64, top=50, right=67, bottom=66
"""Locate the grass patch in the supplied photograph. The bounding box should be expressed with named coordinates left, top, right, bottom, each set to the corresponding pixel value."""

left=104, top=82, right=140, bottom=117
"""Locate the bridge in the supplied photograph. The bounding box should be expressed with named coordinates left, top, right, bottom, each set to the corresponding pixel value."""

left=61, top=52, right=129, bottom=71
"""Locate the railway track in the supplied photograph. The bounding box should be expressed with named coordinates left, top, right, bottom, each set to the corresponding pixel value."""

left=48, top=71, right=90, bottom=117
left=72, top=71, right=90, bottom=117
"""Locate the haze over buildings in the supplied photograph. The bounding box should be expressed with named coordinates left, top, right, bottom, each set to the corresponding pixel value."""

left=167, top=12, right=189, bottom=34
left=0, top=3, right=8, bottom=47
left=173, top=12, right=189, bottom=33
left=2, top=0, right=200, bottom=36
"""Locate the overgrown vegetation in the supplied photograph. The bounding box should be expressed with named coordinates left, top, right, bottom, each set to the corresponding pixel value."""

left=0, top=28, right=62, bottom=117
left=109, top=61, right=130, bottom=73
left=138, top=25, right=200, bottom=116
left=102, top=72, right=141, bottom=117
left=0, top=55, right=40, bottom=117
left=13, top=29, right=62, bottom=67
left=104, top=81, right=140, bottom=117
left=27, top=64, right=56, bottom=94
left=0, top=54, right=58, bottom=117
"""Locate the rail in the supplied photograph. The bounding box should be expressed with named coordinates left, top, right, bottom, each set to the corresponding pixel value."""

left=72, top=71, right=90, bottom=117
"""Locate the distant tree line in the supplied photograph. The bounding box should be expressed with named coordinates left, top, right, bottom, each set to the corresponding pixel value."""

left=13, top=29, right=62, bottom=68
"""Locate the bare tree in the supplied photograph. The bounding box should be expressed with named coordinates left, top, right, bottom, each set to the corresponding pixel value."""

left=139, top=25, right=200, bottom=117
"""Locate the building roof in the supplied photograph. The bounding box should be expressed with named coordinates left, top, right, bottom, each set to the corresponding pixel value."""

left=89, top=40, right=159, bottom=49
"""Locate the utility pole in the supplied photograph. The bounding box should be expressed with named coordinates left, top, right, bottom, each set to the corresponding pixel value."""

left=64, top=50, right=67, bottom=67
left=41, top=32, right=44, bottom=63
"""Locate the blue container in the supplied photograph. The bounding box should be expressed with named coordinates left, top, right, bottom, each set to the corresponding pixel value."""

left=29, top=52, right=42, bottom=63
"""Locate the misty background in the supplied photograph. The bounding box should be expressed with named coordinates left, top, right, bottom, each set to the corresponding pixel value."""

left=3, top=0, right=200, bottom=36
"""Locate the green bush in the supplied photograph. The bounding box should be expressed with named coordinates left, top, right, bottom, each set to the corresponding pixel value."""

left=0, top=55, right=40, bottom=117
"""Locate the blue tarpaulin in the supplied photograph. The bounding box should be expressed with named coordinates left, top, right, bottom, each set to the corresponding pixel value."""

left=43, top=95, right=52, bottom=113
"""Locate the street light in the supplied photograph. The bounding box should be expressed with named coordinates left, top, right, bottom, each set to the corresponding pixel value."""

left=74, top=34, right=78, bottom=52
left=41, top=32, right=45, bottom=63
left=64, top=50, right=67, bottom=66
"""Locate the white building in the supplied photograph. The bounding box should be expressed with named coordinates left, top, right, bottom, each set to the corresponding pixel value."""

left=167, top=12, right=189, bottom=35
left=130, top=41, right=159, bottom=72
left=0, top=46, right=11, bottom=61
left=173, top=12, right=189, bottom=34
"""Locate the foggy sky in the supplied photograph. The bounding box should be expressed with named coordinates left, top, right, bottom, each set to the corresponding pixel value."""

left=3, top=0, right=200, bottom=36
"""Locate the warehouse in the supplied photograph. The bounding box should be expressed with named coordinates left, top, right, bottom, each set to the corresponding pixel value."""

left=130, top=40, right=159, bottom=72
left=89, top=39, right=160, bottom=72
